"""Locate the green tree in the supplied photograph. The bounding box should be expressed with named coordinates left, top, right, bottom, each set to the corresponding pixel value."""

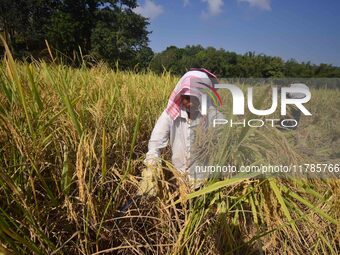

left=150, top=46, right=184, bottom=74
left=0, top=0, right=55, bottom=56
left=1, top=0, right=151, bottom=69
left=150, top=45, right=340, bottom=78
left=90, top=6, right=150, bottom=69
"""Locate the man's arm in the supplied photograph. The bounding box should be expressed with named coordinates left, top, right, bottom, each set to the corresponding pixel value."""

left=144, top=110, right=171, bottom=165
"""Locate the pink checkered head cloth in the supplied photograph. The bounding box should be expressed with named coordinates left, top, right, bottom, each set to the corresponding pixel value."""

left=165, top=70, right=213, bottom=120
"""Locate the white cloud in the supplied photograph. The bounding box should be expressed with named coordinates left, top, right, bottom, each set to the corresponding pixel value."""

left=238, top=0, right=271, bottom=11
left=183, top=0, right=190, bottom=6
left=202, top=0, right=224, bottom=16
left=134, top=0, right=164, bottom=20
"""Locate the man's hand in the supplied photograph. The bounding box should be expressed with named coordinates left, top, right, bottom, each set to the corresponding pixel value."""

left=137, top=164, right=160, bottom=197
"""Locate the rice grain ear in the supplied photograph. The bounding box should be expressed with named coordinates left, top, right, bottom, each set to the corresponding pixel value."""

left=0, top=54, right=338, bottom=254
left=76, top=136, right=86, bottom=203
left=61, top=144, right=72, bottom=196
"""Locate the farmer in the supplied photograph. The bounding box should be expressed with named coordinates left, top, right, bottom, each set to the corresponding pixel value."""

left=138, top=68, right=224, bottom=196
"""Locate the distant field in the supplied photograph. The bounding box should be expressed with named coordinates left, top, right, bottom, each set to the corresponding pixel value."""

left=0, top=46, right=339, bottom=255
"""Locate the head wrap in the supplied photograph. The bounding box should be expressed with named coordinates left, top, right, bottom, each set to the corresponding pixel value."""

left=165, top=70, right=218, bottom=120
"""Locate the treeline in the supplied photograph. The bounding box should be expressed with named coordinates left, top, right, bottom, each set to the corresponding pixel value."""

left=149, top=45, right=340, bottom=78
left=0, top=0, right=153, bottom=69
left=1, top=1, right=340, bottom=78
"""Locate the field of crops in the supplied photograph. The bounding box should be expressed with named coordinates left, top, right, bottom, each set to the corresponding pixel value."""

left=0, top=44, right=339, bottom=255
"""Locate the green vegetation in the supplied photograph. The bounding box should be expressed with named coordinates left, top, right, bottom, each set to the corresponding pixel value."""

left=1, top=1, right=340, bottom=77
left=0, top=42, right=339, bottom=254
left=0, top=0, right=152, bottom=69
left=150, top=45, right=340, bottom=78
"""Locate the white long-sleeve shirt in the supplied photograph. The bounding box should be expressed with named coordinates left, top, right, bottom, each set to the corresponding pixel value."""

left=145, top=105, right=224, bottom=179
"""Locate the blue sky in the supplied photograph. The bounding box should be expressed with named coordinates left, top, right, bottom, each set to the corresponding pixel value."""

left=134, top=0, right=340, bottom=66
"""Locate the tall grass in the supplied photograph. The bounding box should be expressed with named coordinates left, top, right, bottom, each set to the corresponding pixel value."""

left=0, top=44, right=339, bottom=254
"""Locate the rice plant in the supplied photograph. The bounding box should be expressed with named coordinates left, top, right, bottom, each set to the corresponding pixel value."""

left=0, top=41, right=339, bottom=254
